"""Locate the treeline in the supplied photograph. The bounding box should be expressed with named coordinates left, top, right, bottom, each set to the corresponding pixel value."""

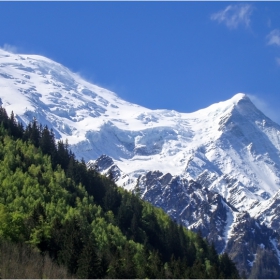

left=0, top=107, right=240, bottom=278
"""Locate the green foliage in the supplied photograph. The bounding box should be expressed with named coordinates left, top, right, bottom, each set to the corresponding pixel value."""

left=0, top=106, right=240, bottom=279
left=0, top=204, right=25, bottom=242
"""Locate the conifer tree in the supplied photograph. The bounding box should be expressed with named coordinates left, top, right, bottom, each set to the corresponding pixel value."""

left=76, top=235, right=102, bottom=278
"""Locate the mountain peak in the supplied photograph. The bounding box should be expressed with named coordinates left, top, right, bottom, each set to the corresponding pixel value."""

left=232, top=93, right=257, bottom=109
left=228, top=93, right=269, bottom=122
left=230, top=93, right=248, bottom=104
left=222, top=93, right=253, bottom=112
left=1, top=50, right=280, bottom=215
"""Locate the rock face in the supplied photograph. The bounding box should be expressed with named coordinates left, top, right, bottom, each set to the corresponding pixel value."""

left=92, top=155, right=280, bottom=278
left=1, top=48, right=280, bottom=277
left=137, top=171, right=234, bottom=254
left=87, top=154, right=124, bottom=182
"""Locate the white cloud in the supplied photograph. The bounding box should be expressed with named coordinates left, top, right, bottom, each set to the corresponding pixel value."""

left=276, top=57, right=280, bottom=66
left=211, top=4, right=253, bottom=29
left=247, top=94, right=280, bottom=124
left=1, top=44, right=18, bottom=53
left=267, top=29, right=280, bottom=46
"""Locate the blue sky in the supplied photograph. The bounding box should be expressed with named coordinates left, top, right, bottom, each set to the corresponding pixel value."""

left=1, top=1, right=280, bottom=123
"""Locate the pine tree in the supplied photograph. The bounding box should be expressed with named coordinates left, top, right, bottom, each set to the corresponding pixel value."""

left=76, top=235, right=102, bottom=278
left=0, top=106, right=9, bottom=128
left=58, top=218, right=83, bottom=275
left=39, top=126, right=56, bottom=157
left=219, top=252, right=240, bottom=279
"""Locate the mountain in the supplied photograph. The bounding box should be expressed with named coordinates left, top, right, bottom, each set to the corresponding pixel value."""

left=0, top=109, right=241, bottom=279
left=1, top=48, right=280, bottom=277
left=1, top=49, right=280, bottom=209
left=91, top=155, right=280, bottom=277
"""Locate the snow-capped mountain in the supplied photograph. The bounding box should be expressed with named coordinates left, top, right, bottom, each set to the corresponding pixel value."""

left=1, top=49, right=280, bottom=214
left=1, top=48, right=280, bottom=277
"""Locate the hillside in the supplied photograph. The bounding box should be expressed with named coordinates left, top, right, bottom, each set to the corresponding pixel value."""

left=0, top=107, right=239, bottom=278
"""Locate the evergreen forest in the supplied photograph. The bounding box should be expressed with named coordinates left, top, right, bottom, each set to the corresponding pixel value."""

left=0, top=107, right=240, bottom=278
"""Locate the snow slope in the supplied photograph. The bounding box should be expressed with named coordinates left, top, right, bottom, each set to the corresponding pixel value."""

left=1, top=49, right=280, bottom=215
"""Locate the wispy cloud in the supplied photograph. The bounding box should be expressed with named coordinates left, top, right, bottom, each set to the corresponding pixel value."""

left=266, top=30, right=280, bottom=65
left=275, top=57, right=280, bottom=67
left=267, top=18, right=272, bottom=28
left=247, top=94, right=280, bottom=124
left=211, top=4, right=253, bottom=29
left=267, top=29, right=280, bottom=46
left=1, top=44, right=18, bottom=53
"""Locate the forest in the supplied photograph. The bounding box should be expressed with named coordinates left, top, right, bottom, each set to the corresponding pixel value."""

left=0, top=106, right=240, bottom=278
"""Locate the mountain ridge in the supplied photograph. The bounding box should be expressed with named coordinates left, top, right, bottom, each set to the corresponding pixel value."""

left=2, top=48, right=280, bottom=277
left=1, top=49, right=280, bottom=211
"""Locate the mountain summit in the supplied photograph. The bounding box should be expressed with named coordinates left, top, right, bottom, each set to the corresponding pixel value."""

left=0, top=49, right=280, bottom=215
left=2, top=49, right=280, bottom=276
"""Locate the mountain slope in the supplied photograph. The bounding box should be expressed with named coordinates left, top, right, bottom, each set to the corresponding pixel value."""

left=2, top=48, right=280, bottom=277
left=1, top=49, right=280, bottom=216
left=91, top=154, right=280, bottom=278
